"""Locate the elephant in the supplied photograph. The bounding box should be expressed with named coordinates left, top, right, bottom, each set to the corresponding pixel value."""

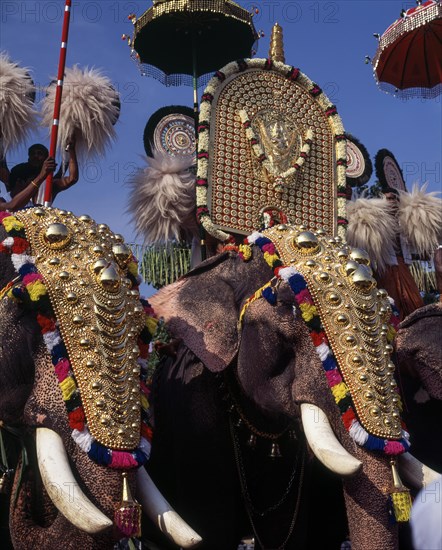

left=143, top=225, right=439, bottom=550
left=394, top=246, right=442, bottom=474
left=395, top=301, right=442, bottom=473
left=0, top=207, right=200, bottom=550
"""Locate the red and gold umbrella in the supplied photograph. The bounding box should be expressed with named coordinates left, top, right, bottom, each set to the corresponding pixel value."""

left=372, top=0, right=442, bottom=99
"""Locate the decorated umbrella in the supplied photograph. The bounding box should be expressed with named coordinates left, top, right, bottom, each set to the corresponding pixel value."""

left=125, top=0, right=258, bottom=116
left=371, top=0, right=442, bottom=99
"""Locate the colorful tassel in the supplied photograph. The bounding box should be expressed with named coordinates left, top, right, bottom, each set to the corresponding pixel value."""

left=389, top=459, right=412, bottom=523
left=115, top=472, right=142, bottom=538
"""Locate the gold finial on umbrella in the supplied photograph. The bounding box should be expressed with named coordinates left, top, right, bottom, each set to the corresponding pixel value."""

left=269, top=23, right=285, bottom=63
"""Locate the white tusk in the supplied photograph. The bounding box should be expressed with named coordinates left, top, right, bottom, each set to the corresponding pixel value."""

left=398, top=452, right=441, bottom=489
left=301, top=403, right=362, bottom=476
left=36, top=427, right=113, bottom=534
left=136, top=467, right=202, bottom=548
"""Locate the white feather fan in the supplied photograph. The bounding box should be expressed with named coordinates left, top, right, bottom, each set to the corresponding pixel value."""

left=0, top=52, right=37, bottom=153
left=126, top=151, right=196, bottom=244
left=41, top=65, right=119, bottom=158
left=346, top=197, right=397, bottom=274
left=398, top=183, right=442, bottom=257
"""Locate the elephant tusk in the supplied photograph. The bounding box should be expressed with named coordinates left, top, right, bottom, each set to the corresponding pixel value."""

left=36, top=427, right=113, bottom=534
left=398, top=452, right=441, bottom=489
left=136, top=467, right=202, bottom=548
left=301, top=403, right=362, bottom=476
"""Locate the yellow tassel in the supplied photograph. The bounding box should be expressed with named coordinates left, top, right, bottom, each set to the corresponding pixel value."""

left=390, top=459, right=412, bottom=522
left=27, top=280, right=47, bottom=301
left=238, top=244, right=252, bottom=261
left=299, top=302, right=318, bottom=322
left=60, top=377, right=77, bottom=401
left=331, top=382, right=349, bottom=403
left=145, top=316, right=158, bottom=336
left=140, top=393, right=149, bottom=411
left=2, top=216, right=24, bottom=233
left=387, top=324, right=397, bottom=343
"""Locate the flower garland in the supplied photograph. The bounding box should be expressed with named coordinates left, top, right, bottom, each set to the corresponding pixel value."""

left=0, top=211, right=154, bottom=470
left=243, top=230, right=410, bottom=457
left=238, top=109, right=313, bottom=192
left=196, top=58, right=348, bottom=241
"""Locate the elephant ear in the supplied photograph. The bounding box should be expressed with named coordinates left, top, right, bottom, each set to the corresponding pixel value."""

left=150, top=251, right=272, bottom=372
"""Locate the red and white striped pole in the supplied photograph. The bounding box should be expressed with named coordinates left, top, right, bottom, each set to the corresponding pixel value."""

left=42, top=0, right=72, bottom=206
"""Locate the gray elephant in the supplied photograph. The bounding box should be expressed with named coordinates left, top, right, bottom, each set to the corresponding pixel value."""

left=144, top=225, right=437, bottom=550
left=0, top=208, right=199, bottom=549
left=395, top=245, right=442, bottom=473
left=395, top=301, right=442, bottom=473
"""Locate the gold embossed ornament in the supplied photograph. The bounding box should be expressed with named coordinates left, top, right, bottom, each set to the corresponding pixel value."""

left=196, top=24, right=348, bottom=243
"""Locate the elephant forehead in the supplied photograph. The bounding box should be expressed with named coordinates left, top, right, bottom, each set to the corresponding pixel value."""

left=262, top=224, right=403, bottom=440
left=14, top=207, right=144, bottom=451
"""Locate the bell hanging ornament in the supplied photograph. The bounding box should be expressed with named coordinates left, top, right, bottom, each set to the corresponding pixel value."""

left=269, top=442, right=282, bottom=458
left=0, top=472, right=11, bottom=494
left=247, top=434, right=257, bottom=448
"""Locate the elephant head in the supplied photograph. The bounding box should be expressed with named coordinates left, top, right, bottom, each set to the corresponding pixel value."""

left=0, top=208, right=200, bottom=549
left=147, top=225, right=438, bottom=550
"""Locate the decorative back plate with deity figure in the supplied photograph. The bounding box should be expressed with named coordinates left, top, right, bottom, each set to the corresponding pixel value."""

left=196, top=24, right=348, bottom=242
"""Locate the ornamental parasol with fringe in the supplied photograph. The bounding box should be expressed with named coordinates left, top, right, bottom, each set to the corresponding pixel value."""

left=128, top=0, right=258, bottom=89
left=371, top=0, right=442, bottom=99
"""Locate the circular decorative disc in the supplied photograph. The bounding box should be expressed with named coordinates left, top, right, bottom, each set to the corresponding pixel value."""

left=375, top=149, right=407, bottom=192
left=153, top=113, right=196, bottom=157
left=345, top=134, right=373, bottom=187
left=382, top=157, right=406, bottom=192
left=346, top=141, right=365, bottom=179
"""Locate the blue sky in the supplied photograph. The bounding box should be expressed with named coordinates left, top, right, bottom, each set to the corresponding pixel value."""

left=1, top=1, right=441, bottom=264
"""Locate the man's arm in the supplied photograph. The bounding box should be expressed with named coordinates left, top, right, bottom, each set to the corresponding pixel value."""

left=53, top=142, right=79, bottom=191
left=1, top=179, right=40, bottom=211
left=1, top=158, right=55, bottom=211
left=0, top=155, right=10, bottom=187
